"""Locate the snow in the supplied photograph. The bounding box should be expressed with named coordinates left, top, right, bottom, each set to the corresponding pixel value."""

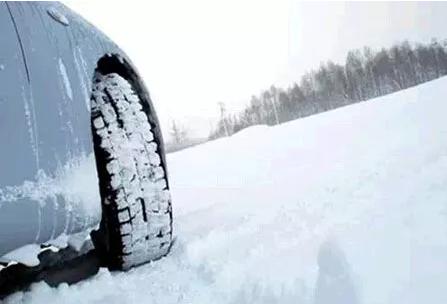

left=73, top=47, right=92, bottom=111
left=0, top=153, right=101, bottom=240
left=21, top=89, right=40, bottom=169
left=0, top=231, right=93, bottom=269
left=1, top=245, right=41, bottom=267
left=5, top=77, right=447, bottom=303
left=58, top=58, right=73, bottom=101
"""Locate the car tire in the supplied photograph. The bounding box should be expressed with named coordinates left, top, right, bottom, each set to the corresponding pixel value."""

left=91, top=72, right=172, bottom=270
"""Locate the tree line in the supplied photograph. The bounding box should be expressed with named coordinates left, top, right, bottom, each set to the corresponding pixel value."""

left=209, top=39, right=447, bottom=139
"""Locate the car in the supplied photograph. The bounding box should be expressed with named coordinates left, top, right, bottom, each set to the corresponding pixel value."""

left=0, top=1, right=173, bottom=296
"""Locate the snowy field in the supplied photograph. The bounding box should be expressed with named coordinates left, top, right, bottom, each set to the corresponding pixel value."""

left=6, top=77, right=447, bottom=303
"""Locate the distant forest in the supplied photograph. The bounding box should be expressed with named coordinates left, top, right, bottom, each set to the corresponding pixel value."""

left=209, top=39, right=447, bottom=139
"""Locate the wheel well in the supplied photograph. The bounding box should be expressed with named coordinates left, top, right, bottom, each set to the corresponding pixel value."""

left=95, top=55, right=135, bottom=82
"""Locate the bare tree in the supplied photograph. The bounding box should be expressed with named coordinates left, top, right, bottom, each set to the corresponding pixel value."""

left=269, top=85, right=280, bottom=125
left=209, top=39, right=447, bottom=140
left=170, top=119, right=188, bottom=145
left=218, top=102, right=229, bottom=137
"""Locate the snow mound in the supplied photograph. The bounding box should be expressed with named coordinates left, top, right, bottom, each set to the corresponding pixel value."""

left=6, top=77, right=447, bottom=303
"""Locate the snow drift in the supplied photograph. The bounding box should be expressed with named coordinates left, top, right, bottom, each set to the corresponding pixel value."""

left=6, top=77, right=447, bottom=303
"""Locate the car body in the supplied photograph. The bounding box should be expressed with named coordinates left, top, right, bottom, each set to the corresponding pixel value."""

left=0, top=2, right=167, bottom=263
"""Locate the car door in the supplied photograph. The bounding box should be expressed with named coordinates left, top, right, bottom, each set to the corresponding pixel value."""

left=0, top=2, right=100, bottom=257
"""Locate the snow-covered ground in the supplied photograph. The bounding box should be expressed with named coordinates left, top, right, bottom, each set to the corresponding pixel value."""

left=6, top=77, right=447, bottom=303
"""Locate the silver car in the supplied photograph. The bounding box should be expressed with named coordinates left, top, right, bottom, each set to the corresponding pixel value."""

left=0, top=1, right=173, bottom=295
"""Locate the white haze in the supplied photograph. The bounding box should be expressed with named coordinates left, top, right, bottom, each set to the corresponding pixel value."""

left=64, top=1, right=447, bottom=139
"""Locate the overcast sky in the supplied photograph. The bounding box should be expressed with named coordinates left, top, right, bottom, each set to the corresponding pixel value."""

left=65, top=1, right=447, bottom=139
